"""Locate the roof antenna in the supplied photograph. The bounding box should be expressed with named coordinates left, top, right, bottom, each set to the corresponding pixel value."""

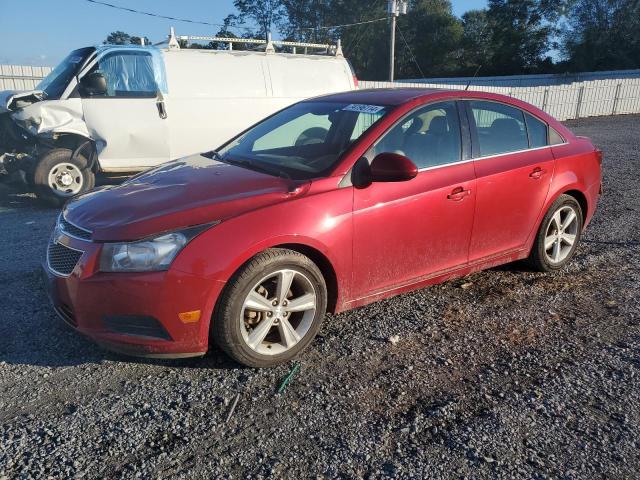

left=465, top=64, right=482, bottom=91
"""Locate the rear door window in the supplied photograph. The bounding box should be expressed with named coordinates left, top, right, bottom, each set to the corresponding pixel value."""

left=469, top=101, right=528, bottom=156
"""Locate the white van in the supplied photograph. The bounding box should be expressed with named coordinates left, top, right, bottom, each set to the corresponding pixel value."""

left=0, top=31, right=356, bottom=205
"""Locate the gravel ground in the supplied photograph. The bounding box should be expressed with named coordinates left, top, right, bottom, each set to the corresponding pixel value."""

left=0, top=114, right=639, bottom=479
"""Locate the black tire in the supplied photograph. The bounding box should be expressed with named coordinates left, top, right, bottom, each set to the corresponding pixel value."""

left=212, top=248, right=328, bottom=368
left=33, top=148, right=95, bottom=207
left=528, top=194, right=583, bottom=272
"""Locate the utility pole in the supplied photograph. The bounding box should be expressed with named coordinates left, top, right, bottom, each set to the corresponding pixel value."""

left=388, top=0, right=408, bottom=82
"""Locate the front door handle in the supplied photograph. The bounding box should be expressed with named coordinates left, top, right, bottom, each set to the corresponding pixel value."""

left=529, top=167, right=546, bottom=179
left=156, top=100, right=167, bottom=119
left=447, top=186, right=471, bottom=201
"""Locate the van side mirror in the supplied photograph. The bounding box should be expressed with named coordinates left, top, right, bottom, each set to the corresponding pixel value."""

left=370, top=152, right=418, bottom=182
left=79, top=72, right=107, bottom=97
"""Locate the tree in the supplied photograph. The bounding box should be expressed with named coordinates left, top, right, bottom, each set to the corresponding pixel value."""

left=277, top=0, right=390, bottom=78
left=562, top=0, right=640, bottom=71
left=481, top=0, right=559, bottom=75
left=279, top=0, right=333, bottom=43
left=130, top=35, right=150, bottom=46
left=231, top=0, right=287, bottom=40
left=104, top=31, right=149, bottom=46
left=396, top=0, right=464, bottom=78
left=104, top=31, right=132, bottom=45
left=460, top=10, right=493, bottom=75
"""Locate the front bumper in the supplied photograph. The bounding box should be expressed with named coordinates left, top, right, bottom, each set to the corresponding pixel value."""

left=42, top=234, right=225, bottom=358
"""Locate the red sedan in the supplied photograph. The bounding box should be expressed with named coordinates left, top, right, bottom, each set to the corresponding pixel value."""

left=44, top=88, right=602, bottom=367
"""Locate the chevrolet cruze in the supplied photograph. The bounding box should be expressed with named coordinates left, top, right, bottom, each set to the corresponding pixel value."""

left=44, top=89, right=602, bottom=367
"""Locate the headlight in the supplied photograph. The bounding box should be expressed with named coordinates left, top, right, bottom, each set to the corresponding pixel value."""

left=99, top=223, right=217, bottom=272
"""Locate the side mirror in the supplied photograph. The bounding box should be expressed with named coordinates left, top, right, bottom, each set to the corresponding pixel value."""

left=79, top=72, right=107, bottom=96
left=370, top=152, right=418, bottom=182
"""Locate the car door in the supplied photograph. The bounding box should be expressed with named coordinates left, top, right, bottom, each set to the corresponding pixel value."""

left=465, top=100, right=556, bottom=262
left=351, top=101, right=476, bottom=299
left=79, top=49, right=170, bottom=170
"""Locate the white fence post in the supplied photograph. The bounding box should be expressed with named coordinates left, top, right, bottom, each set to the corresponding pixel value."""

left=542, top=87, right=549, bottom=111
left=612, top=82, right=622, bottom=115
left=575, top=85, right=585, bottom=119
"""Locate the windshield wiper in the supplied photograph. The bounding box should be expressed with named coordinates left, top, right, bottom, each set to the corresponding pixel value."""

left=218, top=155, right=292, bottom=180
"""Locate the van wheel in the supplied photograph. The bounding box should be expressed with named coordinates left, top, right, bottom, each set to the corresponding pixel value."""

left=212, top=248, right=327, bottom=368
left=33, top=148, right=95, bottom=207
left=528, top=194, right=583, bottom=272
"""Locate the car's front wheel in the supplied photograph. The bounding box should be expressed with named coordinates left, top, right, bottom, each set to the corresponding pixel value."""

left=213, top=248, right=327, bottom=367
left=33, top=148, right=95, bottom=207
left=528, top=194, right=583, bottom=271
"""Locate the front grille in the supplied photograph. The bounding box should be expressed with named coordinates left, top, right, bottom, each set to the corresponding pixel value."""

left=103, top=315, right=172, bottom=340
left=59, top=216, right=92, bottom=240
left=47, top=242, right=83, bottom=276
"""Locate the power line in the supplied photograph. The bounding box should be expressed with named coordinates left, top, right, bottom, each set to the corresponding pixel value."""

left=397, top=23, right=425, bottom=79
left=82, top=0, right=386, bottom=36
left=81, top=0, right=253, bottom=32
left=297, top=17, right=388, bottom=31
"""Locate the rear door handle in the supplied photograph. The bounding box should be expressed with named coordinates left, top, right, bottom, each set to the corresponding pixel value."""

left=529, top=167, right=546, bottom=179
left=447, top=186, right=471, bottom=201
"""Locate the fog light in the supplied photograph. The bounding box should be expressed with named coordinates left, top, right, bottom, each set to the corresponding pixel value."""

left=178, top=310, right=201, bottom=324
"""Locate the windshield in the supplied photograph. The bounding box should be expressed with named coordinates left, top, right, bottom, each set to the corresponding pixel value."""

left=36, top=47, right=95, bottom=99
left=213, top=101, right=390, bottom=180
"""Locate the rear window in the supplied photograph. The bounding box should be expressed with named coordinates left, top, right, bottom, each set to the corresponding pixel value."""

left=525, top=113, right=549, bottom=148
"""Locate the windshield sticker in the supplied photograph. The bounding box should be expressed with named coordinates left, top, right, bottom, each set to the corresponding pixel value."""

left=69, top=56, right=83, bottom=63
left=342, top=104, right=385, bottom=114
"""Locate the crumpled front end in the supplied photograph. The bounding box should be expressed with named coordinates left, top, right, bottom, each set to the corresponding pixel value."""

left=0, top=95, right=91, bottom=177
left=11, top=98, right=90, bottom=139
left=0, top=109, right=38, bottom=175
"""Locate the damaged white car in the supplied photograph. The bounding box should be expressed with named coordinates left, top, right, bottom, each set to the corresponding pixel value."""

left=0, top=35, right=356, bottom=205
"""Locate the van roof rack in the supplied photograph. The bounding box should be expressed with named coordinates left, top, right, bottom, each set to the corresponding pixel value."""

left=166, top=28, right=343, bottom=57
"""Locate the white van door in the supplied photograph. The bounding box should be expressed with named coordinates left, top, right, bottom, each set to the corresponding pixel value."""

left=79, top=49, right=170, bottom=171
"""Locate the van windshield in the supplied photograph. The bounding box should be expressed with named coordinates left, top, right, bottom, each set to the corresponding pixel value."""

left=37, top=47, right=95, bottom=99
left=212, top=101, right=390, bottom=180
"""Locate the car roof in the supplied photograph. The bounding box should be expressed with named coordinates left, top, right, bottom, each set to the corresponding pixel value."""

left=309, top=88, right=455, bottom=106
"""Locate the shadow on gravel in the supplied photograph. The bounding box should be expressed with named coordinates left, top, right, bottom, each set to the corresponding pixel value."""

left=0, top=173, right=128, bottom=209
left=0, top=175, right=245, bottom=372
left=0, top=268, right=240, bottom=370
left=0, top=181, right=53, bottom=211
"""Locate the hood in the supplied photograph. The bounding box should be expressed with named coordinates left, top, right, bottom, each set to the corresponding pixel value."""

left=64, top=154, right=307, bottom=242
left=0, top=89, right=45, bottom=113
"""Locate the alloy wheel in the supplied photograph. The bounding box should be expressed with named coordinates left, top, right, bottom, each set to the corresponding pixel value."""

left=240, top=269, right=317, bottom=356
left=544, top=205, right=579, bottom=264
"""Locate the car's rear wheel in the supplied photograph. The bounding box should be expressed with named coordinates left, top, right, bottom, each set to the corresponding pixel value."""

left=33, top=148, right=95, bottom=207
left=212, top=248, right=327, bottom=367
left=528, top=194, right=583, bottom=271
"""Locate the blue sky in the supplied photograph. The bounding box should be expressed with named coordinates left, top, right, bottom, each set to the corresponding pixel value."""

left=0, top=0, right=487, bottom=66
